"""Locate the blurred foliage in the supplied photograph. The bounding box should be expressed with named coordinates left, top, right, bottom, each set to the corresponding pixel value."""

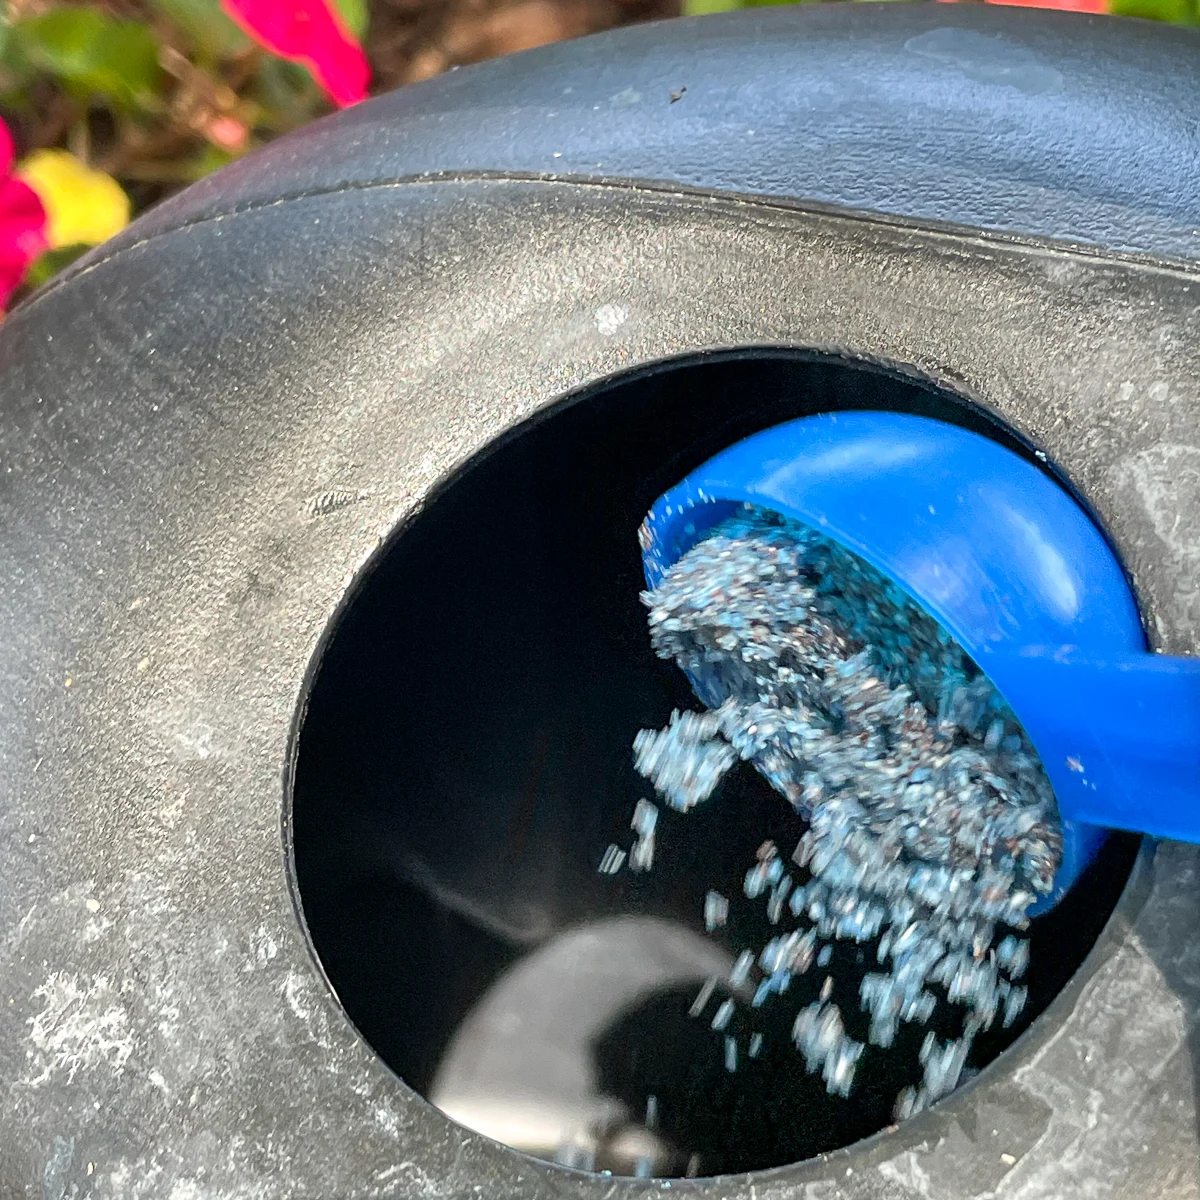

left=0, top=0, right=334, bottom=302
left=0, top=0, right=328, bottom=198
left=683, top=0, right=798, bottom=12
left=16, top=8, right=164, bottom=107
left=0, top=0, right=1194, bottom=305
left=1109, top=0, right=1198, bottom=20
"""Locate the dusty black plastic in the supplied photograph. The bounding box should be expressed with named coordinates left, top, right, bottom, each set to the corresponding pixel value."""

left=4, top=4, right=1200, bottom=1197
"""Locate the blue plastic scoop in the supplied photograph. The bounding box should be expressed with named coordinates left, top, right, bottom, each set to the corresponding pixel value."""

left=641, top=411, right=1200, bottom=911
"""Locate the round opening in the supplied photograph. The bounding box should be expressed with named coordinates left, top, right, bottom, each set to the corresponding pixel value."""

left=290, top=351, right=1139, bottom=1178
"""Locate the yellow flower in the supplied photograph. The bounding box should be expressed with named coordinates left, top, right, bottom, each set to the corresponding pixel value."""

left=16, top=149, right=130, bottom=250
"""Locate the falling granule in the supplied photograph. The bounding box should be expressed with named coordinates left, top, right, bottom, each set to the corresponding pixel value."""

left=632, top=798, right=658, bottom=838
left=995, top=935, right=1030, bottom=979
left=730, top=949, right=755, bottom=988
left=824, top=1034, right=865, bottom=1098
left=704, top=890, right=729, bottom=932
left=711, top=998, right=735, bottom=1031
left=634, top=713, right=736, bottom=812
left=1002, top=985, right=1027, bottom=1028
left=690, top=975, right=718, bottom=1018
left=629, top=504, right=1062, bottom=1116
left=792, top=1001, right=865, bottom=1097
left=646, top=1094, right=659, bottom=1130
left=629, top=834, right=655, bottom=872
left=629, top=798, right=659, bottom=872
left=748, top=1032, right=764, bottom=1058
left=766, top=876, right=792, bottom=924
left=554, top=1142, right=596, bottom=1171
left=724, top=1035, right=739, bottom=1073
left=597, top=844, right=626, bottom=875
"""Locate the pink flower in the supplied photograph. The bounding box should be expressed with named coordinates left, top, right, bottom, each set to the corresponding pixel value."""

left=204, top=115, right=251, bottom=152
left=938, top=0, right=1107, bottom=9
left=222, top=0, right=370, bottom=107
left=984, top=0, right=1108, bottom=11
left=0, top=119, right=47, bottom=308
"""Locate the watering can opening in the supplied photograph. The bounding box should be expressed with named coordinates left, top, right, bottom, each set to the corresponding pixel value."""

left=291, top=352, right=1144, bottom=1175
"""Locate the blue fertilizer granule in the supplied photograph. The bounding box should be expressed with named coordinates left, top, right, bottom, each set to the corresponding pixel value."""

left=612, top=504, right=1062, bottom=1118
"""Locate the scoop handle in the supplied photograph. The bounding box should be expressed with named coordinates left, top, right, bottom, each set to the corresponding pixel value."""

left=995, top=649, right=1200, bottom=842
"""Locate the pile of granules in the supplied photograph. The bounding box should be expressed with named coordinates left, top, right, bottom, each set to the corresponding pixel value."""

left=604, top=504, right=1062, bottom=1118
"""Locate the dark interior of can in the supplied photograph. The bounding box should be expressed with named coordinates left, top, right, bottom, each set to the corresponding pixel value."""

left=290, top=351, right=1139, bottom=1177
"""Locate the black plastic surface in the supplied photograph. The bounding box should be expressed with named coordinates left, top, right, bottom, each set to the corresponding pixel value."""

left=4, top=164, right=1200, bottom=1200
left=4, top=4, right=1200, bottom=1195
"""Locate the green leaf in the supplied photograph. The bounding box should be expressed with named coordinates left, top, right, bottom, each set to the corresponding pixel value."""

left=331, top=0, right=368, bottom=40
left=146, top=0, right=249, bottom=59
left=253, top=55, right=324, bottom=128
left=1109, top=0, right=1197, bottom=20
left=186, top=143, right=235, bottom=181
left=24, top=242, right=90, bottom=290
left=0, top=13, right=38, bottom=92
left=683, top=0, right=799, bottom=11
left=0, top=39, right=24, bottom=91
left=16, top=8, right=163, bottom=109
left=682, top=0, right=744, bottom=12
